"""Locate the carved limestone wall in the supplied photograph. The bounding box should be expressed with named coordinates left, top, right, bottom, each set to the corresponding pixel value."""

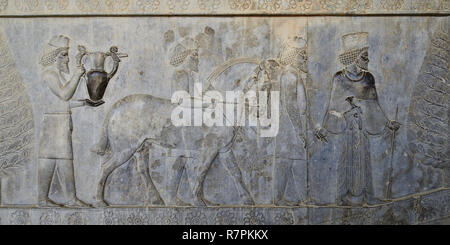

left=0, top=6, right=448, bottom=225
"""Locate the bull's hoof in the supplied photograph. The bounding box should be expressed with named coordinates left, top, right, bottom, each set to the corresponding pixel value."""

left=192, top=198, right=207, bottom=207
left=203, top=198, right=220, bottom=207
left=92, top=200, right=109, bottom=208
left=149, top=198, right=165, bottom=206
left=174, top=198, right=191, bottom=207
left=241, top=197, right=255, bottom=206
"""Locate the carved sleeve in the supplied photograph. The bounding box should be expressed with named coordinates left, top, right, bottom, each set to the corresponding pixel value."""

left=359, top=95, right=389, bottom=135
left=43, top=70, right=84, bottom=101
left=323, top=75, right=347, bottom=134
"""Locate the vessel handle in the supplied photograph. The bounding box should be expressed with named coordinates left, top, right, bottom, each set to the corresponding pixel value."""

left=106, top=46, right=127, bottom=80
left=76, top=45, right=88, bottom=69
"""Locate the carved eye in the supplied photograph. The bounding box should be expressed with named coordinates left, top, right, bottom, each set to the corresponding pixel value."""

left=360, top=52, right=369, bottom=61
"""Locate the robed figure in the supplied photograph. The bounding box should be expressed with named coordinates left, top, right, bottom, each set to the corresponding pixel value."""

left=315, top=32, right=400, bottom=206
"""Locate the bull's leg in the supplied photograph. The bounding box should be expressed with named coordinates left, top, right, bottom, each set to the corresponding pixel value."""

left=167, top=157, right=188, bottom=206
left=219, top=152, right=254, bottom=205
left=135, top=144, right=165, bottom=206
left=190, top=148, right=219, bottom=206
left=93, top=151, right=133, bottom=207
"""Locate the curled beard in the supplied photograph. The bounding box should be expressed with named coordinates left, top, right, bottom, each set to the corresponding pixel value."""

left=297, top=62, right=308, bottom=73
left=355, top=59, right=368, bottom=71
left=58, top=63, right=70, bottom=74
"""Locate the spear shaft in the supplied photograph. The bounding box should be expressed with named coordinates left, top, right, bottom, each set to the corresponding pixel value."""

left=386, top=105, right=398, bottom=200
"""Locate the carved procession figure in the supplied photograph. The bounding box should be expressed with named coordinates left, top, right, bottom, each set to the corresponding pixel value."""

left=315, top=32, right=400, bottom=206
left=168, top=37, right=199, bottom=95
left=231, top=35, right=310, bottom=205
left=38, top=35, right=90, bottom=207
left=272, top=36, right=310, bottom=205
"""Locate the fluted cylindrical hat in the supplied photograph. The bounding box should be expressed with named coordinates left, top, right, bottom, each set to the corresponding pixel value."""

left=278, top=36, right=307, bottom=67
left=342, top=32, right=368, bottom=52
left=339, top=32, right=369, bottom=66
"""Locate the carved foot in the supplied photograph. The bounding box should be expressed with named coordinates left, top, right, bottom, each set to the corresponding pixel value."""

left=64, top=198, right=92, bottom=208
left=275, top=199, right=298, bottom=207
left=148, top=197, right=165, bottom=206
left=91, top=200, right=109, bottom=208
left=174, top=197, right=190, bottom=207
left=203, top=198, right=220, bottom=207
left=39, top=199, right=63, bottom=208
left=367, top=197, right=390, bottom=206
left=340, top=194, right=364, bottom=207
left=241, top=196, right=255, bottom=206
left=192, top=195, right=207, bottom=207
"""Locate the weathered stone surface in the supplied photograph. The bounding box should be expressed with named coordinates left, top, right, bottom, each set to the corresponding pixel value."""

left=0, top=6, right=448, bottom=225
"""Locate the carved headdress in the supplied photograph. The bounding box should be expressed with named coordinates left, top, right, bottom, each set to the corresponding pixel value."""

left=278, top=36, right=307, bottom=69
left=168, top=37, right=199, bottom=67
left=338, top=32, right=369, bottom=66
left=39, top=35, right=70, bottom=66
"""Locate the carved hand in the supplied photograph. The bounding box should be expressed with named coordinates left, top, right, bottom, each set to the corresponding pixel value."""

left=344, top=105, right=363, bottom=118
left=76, top=45, right=87, bottom=68
left=387, top=120, right=401, bottom=131
left=75, top=65, right=86, bottom=76
left=314, top=127, right=328, bottom=143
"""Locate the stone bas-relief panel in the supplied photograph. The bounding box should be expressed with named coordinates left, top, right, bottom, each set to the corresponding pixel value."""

left=0, top=16, right=448, bottom=224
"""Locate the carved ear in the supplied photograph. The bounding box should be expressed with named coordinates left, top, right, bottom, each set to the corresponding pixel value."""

left=204, top=26, right=215, bottom=36
left=164, top=30, right=175, bottom=44
left=77, top=45, right=87, bottom=52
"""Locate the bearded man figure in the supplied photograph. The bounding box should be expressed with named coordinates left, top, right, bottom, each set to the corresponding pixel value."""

left=272, top=36, right=310, bottom=205
left=38, top=35, right=89, bottom=207
left=315, top=32, right=400, bottom=206
left=168, top=37, right=199, bottom=95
